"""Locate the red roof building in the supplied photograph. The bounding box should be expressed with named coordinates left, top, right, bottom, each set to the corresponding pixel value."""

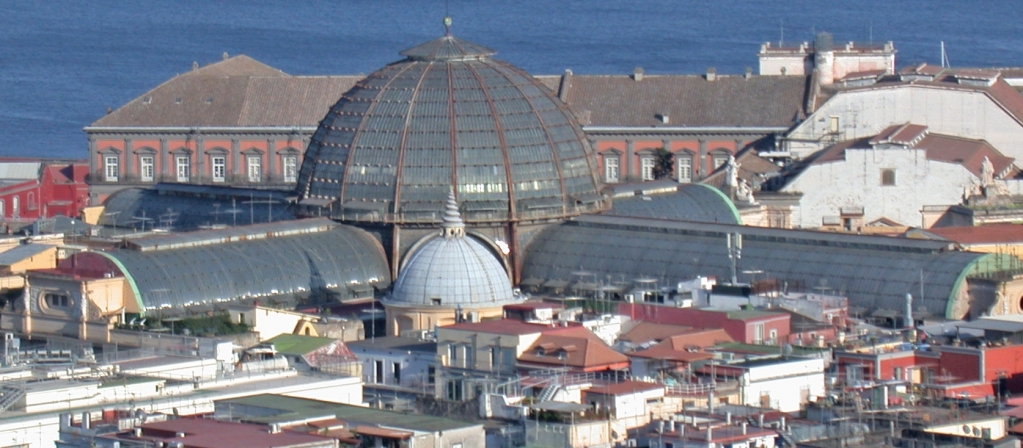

left=0, top=159, right=88, bottom=223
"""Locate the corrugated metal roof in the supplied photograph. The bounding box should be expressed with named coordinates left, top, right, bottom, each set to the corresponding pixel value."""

left=521, top=215, right=1010, bottom=318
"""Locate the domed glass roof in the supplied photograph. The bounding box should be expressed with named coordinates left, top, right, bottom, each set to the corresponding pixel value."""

left=296, top=33, right=605, bottom=224
left=387, top=191, right=519, bottom=307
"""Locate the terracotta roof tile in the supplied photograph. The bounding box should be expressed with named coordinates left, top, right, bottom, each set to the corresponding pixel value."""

left=618, top=321, right=694, bottom=344
left=557, top=74, right=810, bottom=128
left=927, top=224, right=1023, bottom=245
left=92, top=56, right=360, bottom=128
left=519, top=333, right=628, bottom=369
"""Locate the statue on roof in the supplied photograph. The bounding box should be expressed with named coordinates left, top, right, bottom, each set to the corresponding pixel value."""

left=725, top=155, right=740, bottom=188
left=736, top=179, right=757, bottom=205
left=981, top=156, right=995, bottom=187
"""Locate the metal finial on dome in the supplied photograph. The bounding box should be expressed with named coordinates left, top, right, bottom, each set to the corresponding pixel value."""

left=441, top=188, right=465, bottom=238
left=443, top=16, right=453, bottom=36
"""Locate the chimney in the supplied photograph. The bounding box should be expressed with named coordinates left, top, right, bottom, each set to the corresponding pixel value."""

left=81, top=412, right=90, bottom=430
left=669, top=419, right=676, bottom=432
left=780, top=416, right=786, bottom=432
left=742, top=422, right=748, bottom=434
left=708, top=390, right=715, bottom=413
left=134, top=428, right=143, bottom=437
left=658, top=114, right=670, bottom=124
left=758, top=414, right=764, bottom=427
left=706, top=67, right=717, bottom=82
left=633, top=67, right=644, bottom=81
left=706, top=426, right=713, bottom=441
left=558, top=69, right=573, bottom=102
left=222, top=51, right=229, bottom=60
left=726, top=412, right=731, bottom=424
left=192, top=61, right=199, bottom=71
left=744, top=67, right=752, bottom=79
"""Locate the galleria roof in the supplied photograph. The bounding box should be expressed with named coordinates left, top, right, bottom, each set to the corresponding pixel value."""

left=605, top=183, right=741, bottom=224
left=99, top=219, right=390, bottom=311
left=521, top=215, right=1015, bottom=318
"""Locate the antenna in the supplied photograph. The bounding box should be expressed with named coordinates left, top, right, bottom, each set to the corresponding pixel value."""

left=869, top=21, right=873, bottom=44
left=779, top=18, right=784, bottom=47
left=940, top=41, right=950, bottom=69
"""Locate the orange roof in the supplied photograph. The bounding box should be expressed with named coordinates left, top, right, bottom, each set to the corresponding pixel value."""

left=628, top=346, right=714, bottom=363
left=657, top=328, right=734, bottom=350
left=519, top=333, right=628, bottom=370
left=618, top=321, right=694, bottom=344
left=927, top=224, right=1023, bottom=245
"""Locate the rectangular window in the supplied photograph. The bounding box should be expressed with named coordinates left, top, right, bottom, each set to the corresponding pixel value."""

left=283, top=156, right=298, bottom=183
left=45, top=293, right=70, bottom=308
left=175, top=156, right=190, bottom=182
left=374, top=360, right=383, bottom=384
left=713, top=155, right=729, bottom=170
left=393, top=362, right=401, bottom=384
left=449, top=344, right=458, bottom=363
left=428, top=366, right=436, bottom=385
left=212, top=156, right=226, bottom=182
left=140, top=156, right=154, bottom=182
left=604, top=156, right=619, bottom=183
left=754, top=323, right=765, bottom=344
left=881, top=169, right=896, bottom=186
left=641, top=157, right=655, bottom=181
left=247, top=156, right=261, bottom=183
left=104, top=156, right=119, bottom=182
left=829, top=116, right=840, bottom=133
left=677, top=157, right=692, bottom=183
left=463, top=345, right=473, bottom=369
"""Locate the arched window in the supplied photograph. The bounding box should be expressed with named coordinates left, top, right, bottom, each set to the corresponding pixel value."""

left=26, top=192, right=36, bottom=211
left=881, top=169, right=897, bottom=186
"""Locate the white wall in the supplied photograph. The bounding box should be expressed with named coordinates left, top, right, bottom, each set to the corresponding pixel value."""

left=782, top=147, right=978, bottom=228
left=786, top=86, right=1023, bottom=162
left=742, top=358, right=825, bottom=412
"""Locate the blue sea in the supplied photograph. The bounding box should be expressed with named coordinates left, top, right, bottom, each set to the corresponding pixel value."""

left=1, top=0, right=1022, bottom=159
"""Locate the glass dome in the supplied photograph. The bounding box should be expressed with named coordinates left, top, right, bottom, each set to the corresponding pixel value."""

left=295, top=34, right=605, bottom=225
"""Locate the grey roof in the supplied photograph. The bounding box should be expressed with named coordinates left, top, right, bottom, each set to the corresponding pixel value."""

left=90, top=56, right=360, bottom=128
left=521, top=215, right=1012, bottom=318
left=0, top=162, right=41, bottom=180
left=295, top=34, right=605, bottom=225
left=0, top=243, right=53, bottom=266
left=400, top=35, right=496, bottom=61
left=605, top=183, right=741, bottom=224
left=556, top=74, right=810, bottom=128
left=956, top=318, right=1023, bottom=334
left=388, top=192, right=518, bottom=308
left=216, top=394, right=479, bottom=432
left=22, top=215, right=91, bottom=235
left=347, top=336, right=437, bottom=353
left=99, top=185, right=294, bottom=232
left=101, top=219, right=390, bottom=311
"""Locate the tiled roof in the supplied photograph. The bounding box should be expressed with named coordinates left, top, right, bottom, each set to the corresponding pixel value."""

left=926, top=224, right=1023, bottom=245
left=701, top=148, right=783, bottom=189
left=808, top=126, right=1015, bottom=178
left=519, top=333, right=628, bottom=369
left=656, top=328, right=734, bottom=350
left=91, top=56, right=359, bottom=128
left=618, top=321, right=694, bottom=344
left=556, top=74, right=810, bottom=128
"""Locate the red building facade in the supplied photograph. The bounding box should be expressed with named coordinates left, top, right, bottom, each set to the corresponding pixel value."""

left=0, top=159, right=89, bottom=221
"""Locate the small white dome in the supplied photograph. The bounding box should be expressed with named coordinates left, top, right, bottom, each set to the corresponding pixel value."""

left=387, top=191, right=518, bottom=307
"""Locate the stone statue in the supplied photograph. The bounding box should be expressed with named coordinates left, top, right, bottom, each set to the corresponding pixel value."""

left=725, top=155, right=740, bottom=188
left=736, top=179, right=756, bottom=204
left=981, top=156, right=995, bottom=187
